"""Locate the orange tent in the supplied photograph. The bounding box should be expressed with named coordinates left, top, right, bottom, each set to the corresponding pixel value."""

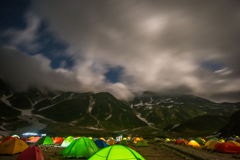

left=175, top=139, right=187, bottom=144
left=181, top=141, right=188, bottom=146
left=54, top=137, right=64, bottom=144
left=30, top=137, right=41, bottom=142
left=214, top=142, right=240, bottom=154
left=0, top=139, right=28, bottom=155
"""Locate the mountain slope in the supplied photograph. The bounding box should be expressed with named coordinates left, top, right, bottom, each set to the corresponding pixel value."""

left=218, top=109, right=240, bottom=137
left=129, top=91, right=238, bottom=128
left=163, top=115, right=230, bottom=132
left=35, top=92, right=148, bottom=130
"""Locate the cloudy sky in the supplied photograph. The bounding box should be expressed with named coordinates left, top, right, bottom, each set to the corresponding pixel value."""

left=1, top=0, right=240, bottom=102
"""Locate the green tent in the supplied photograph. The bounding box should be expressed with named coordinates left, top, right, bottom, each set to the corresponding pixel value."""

left=88, top=145, right=145, bottom=160
left=119, top=140, right=129, bottom=146
left=11, top=135, right=20, bottom=138
left=60, top=137, right=99, bottom=158
left=196, top=137, right=206, bottom=145
left=211, top=137, right=219, bottom=141
left=36, top=136, right=54, bottom=145
left=61, top=136, right=74, bottom=147
left=135, top=140, right=149, bottom=147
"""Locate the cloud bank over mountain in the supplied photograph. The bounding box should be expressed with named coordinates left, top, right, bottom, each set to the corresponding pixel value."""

left=1, top=0, right=240, bottom=102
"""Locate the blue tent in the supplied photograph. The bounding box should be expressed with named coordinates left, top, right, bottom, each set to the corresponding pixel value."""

left=187, top=138, right=194, bottom=142
left=94, top=139, right=108, bottom=148
left=177, top=137, right=182, bottom=140
left=225, top=138, right=235, bottom=142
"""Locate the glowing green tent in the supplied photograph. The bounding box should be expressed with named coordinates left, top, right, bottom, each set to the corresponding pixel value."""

left=11, top=135, right=20, bottom=138
left=60, top=136, right=74, bottom=147
left=135, top=140, right=149, bottom=147
left=36, top=136, right=54, bottom=145
left=119, top=140, right=129, bottom=146
left=88, top=145, right=145, bottom=160
left=60, top=137, right=99, bottom=158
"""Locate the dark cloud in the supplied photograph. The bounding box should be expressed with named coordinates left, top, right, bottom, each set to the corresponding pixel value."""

left=1, top=1, right=240, bottom=102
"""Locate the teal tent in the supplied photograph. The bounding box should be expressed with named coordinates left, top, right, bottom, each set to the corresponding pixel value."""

left=61, top=136, right=74, bottom=147
left=88, top=145, right=145, bottom=160
left=135, top=140, right=149, bottom=147
left=36, top=136, right=54, bottom=145
left=60, top=137, right=99, bottom=158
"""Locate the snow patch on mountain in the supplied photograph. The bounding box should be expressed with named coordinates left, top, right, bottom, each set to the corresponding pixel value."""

left=105, top=114, right=112, bottom=120
left=53, top=95, right=61, bottom=99
left=38, top=104, right=56, bottom=111
left=171, top=124, right=180, bottom=131
left=34, top=98, right=47, bottom=105
left=135, top=101, right=143, bottom=106
left=136, top=113, right=154, bottom=126
left=34, top=114, right=57, bottom=123
left=167, top=105, right=173, bottom=108
left=69, top=93, right=75, bottom=99
left=0, top=94, right=13, bottom=106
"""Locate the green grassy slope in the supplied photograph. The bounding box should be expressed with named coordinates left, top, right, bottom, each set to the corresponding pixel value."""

left=36, top=93, right=92, bottom=123
left=218, top=109, right=240, bottom=137
left=164, top=115, right=230, bottom=132
left=0, top=100, right=21, bottom=117
left=131, top=92, right=237, bottom=129
left=91, top=92, right=147, bottom=130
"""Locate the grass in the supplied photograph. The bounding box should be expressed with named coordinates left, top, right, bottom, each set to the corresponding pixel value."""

left=165, top=115, right=230, bottom=133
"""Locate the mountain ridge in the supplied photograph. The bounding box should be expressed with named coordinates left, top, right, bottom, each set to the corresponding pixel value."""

left=0, top=79, right=239, bottom=135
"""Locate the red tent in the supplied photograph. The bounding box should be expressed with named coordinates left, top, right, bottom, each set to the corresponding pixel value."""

left=2, top=136, right=18, bottom=143
left=20, top=137, right=30, bottom=142
left=16, top=146, right=44, bottom=160
left=53, top=137, right=64, bottom=144
left=175, top=139, right=187, bottom=144
left=214, top=142, right=240, bottom=154
left=30, top=137, right=41, bottom=142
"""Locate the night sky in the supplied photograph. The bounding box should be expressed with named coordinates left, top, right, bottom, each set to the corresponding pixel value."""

left=1, top=0, right=240, bottom=102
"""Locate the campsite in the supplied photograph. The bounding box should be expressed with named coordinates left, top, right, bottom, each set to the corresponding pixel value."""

left=0, top=135, right=240, bottom=160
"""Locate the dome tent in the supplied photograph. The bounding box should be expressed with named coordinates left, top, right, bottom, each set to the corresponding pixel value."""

left=0, top=139, right=28, bottom=155
left=88, top=145, right=145, bottom=160
left=196, top=137, right=206, bottom=145
left=95, top=139, right=108, bottom=148
left=16, top=146, right=44, bottom=160
left=36, top=136, right=54, bottom=145
left=60, top=137, right=99, bottom=158
left=61, top=136, right=74, bottom=147
left=135, top=140, right=149, bottom=147
left=119, top=140, right=129, bottom=146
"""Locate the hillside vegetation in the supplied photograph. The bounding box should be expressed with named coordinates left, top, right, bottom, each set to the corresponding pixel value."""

left=163, top=115, right=230, bottom=132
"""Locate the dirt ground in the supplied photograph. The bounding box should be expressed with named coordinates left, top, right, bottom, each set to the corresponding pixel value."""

left=0, top=143, right=239, bottom=160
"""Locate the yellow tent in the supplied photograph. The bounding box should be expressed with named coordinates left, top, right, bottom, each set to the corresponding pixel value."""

left=204, top=139, right=212, bottom=147
left=219, top=139, right=225, bottom=143
left=207, top=140, right=220, bottom=150
left=227, top=140, right=240, bottom=147
left=188, top=140, right=200, bottom=147
left=0, top=139, right=28, bottom=155
left=106, top=139, right=117, bottom=145
left=28, top=136, right=35, bottom=140
left=181, top=141, right=188, bottom=146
